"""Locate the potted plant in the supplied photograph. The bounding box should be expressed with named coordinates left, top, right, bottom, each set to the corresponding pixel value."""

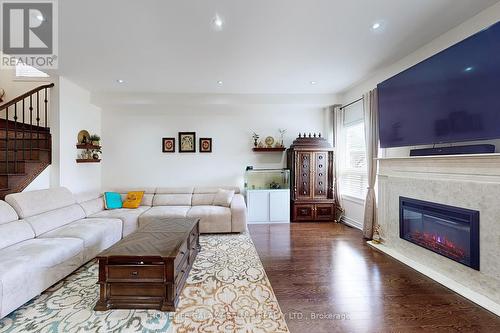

left=89, top=134, right=101, bottom=146
left=92, top=148, right=102, bottom=160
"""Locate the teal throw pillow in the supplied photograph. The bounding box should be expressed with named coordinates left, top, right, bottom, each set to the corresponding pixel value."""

left=104, top=192, right=123, bottom=209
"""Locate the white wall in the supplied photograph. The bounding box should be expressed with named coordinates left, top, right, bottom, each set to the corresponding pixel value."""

left=57, top=77, right=102, bottom=193
left=339, top=1, right=500, bottom=229
left=102, top=104, right=329, bottom=189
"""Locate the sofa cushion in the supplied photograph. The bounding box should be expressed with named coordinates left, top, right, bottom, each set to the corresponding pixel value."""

left=192, top=193, right=216, bottom=206
left=138, top=206, right=191, bottom=227
left=39, top=218, right=122, bottom=262
left=212, top=189, right=235, bottom=207
left=5, top=187, right=76, bottom=219
left=153, top=194, right=192, bottom=206
left=187, top=205, right=232, bottom=233
left=77, top=191, right=105, bottom=216
left=0, top=201, right=18, bottom=224
left=0, top=238, right=84, bottom=268
left=194, top=186, right=240, bottom=194
left=91, top=206, right=150, bottom=237
left=0, top=238, right=84, bottom=318
left=25, top=204, right=86, bottom=237
left=0, top=220, right=35, bottom=250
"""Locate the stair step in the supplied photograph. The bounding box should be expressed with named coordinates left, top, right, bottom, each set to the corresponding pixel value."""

left=0, top=139, right=50, bottom=149
left=0, top=131, right=50, bottom=139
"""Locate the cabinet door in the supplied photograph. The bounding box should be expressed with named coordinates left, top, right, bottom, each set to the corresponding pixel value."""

left=296, top=152, right=312, bottom=199
left=247, top=191, right=269, bottom=222
left=314, top=204, right=335, bottom=221
left=313, top=152, right=328, bottom=199
left=293, top=204, right=314, bottom=221
left=269, top=191, right=290, bottom=222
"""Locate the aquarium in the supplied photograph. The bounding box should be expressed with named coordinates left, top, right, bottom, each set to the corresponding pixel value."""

left=244, top=168, right=290, bottom=190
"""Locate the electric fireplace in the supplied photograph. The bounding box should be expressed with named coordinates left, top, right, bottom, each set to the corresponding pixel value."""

left=399, top=197, right=479, bottom=270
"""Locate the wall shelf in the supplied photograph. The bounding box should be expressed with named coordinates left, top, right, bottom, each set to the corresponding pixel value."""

left=252, top=147, right=286, bottom=152
left=76, top=144, right=101, bottom=149
left=76, top=159, right=101, bottom=163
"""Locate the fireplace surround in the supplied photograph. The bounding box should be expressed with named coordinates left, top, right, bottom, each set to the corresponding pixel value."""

left=373, top=153, right=500, bottom=316
left=399, top=197, right=479, bottom=270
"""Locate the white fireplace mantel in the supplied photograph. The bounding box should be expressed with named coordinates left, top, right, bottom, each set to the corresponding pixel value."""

left=371, top=153, right=500, bottom=316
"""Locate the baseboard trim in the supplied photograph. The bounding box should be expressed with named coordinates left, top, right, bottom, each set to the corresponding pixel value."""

left=341, top=216, right=362, bottom=230
left=367, top=241, right=500, bottom=317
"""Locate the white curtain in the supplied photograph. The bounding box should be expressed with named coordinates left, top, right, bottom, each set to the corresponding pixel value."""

left=362, top=89, right=379, bottom=239
left=333, top=105, right=344, bottom=207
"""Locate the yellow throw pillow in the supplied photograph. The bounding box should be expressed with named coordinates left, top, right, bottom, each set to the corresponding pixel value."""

left=122, top=191, right=145, bottom=209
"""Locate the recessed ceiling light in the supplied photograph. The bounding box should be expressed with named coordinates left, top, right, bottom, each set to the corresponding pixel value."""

left=116, top=79, right=125, bottom=84
left=310, top=81, right=317, bottom=85
left=372, top=22, right=381, bottom=30
left=464, top=66, right=474, bottom=72
left=217, top=80, right=223, bottom=85
left=212, top=14, right=224, bottom=31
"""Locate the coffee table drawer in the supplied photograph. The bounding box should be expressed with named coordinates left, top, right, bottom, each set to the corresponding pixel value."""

left=108, top=265, right=164, bottom=282
left=109, top=283, right=165, bottom=297
left=174, top=241, right=188, bottom=269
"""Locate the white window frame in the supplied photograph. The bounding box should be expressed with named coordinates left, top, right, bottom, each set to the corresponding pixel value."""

left=14, top=64, right=50, bottom=82
left=340, top=118, right=368, bottom=201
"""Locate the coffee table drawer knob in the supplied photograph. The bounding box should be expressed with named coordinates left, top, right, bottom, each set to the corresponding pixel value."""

left=131, top=271, right=138, bottom=277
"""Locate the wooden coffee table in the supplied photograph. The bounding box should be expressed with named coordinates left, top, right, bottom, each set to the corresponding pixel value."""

left=94, top=217, right=200, bottom=311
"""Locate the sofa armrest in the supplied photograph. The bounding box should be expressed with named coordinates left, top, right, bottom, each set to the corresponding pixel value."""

left=230, top=194, right=247, bottom=232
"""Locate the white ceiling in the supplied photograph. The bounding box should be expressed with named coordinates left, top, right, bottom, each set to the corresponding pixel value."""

left=59, top=0, right=499, bottom=95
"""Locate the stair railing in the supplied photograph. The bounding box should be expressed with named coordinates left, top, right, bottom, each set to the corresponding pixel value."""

left=0, top=83, right=54, bottom=173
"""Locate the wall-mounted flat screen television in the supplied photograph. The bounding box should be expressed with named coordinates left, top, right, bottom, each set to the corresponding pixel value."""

left=378, top=21, right=500, bottom=148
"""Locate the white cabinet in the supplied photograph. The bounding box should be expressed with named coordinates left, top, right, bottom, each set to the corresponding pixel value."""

left=247, top=189, right=290, bottom=223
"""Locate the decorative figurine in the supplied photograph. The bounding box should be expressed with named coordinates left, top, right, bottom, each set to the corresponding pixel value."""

left=372, top=224, right=383, bottom=244
left=252, top=132, right=260, bottom=147
left=279, top=128, right=286, bottom=147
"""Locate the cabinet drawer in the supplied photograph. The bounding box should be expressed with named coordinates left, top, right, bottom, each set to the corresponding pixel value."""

left=315, top=204, right=335, bottom=221
left=174, top=240, right=189, bottom=269
left=175, top=256, right=189, bottom=286
left=108, top=265, right=164, bottom=282
left=190, top=225, right=199, bottom=244
left=293, top=204, right=314, bottom=221
left=109, top=283, right=165, bottom=297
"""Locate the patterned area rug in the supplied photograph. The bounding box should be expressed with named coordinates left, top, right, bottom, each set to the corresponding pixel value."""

left=0, top=233, right=289, bottom=333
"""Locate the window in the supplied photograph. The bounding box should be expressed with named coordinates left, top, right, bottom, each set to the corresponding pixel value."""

left=340, top=103, right=368, bottom=199
left=15, top=64, right=49, bottom=78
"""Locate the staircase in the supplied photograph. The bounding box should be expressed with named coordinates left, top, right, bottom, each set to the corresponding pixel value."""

left=0, top=84, right=54, bottom=199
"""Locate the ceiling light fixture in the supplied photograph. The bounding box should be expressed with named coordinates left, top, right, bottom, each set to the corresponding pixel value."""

left=310, top=81, right=317, bottom=85
left=212, top=14, right=224, bottom=31
left=116, top=79, right=125, bottom=84
left=372, top=22, right=381, bottom=30
left=36, top=14, right=44, bottom=21
left=217, top=80, right=223, bottom=85
left=464, top=66, right=474, bottom=72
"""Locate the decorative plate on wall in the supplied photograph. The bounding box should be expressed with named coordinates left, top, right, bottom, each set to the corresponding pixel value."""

left=77, top=130, right=90, bottom=144
left=265, top=136, right=275, bottom=148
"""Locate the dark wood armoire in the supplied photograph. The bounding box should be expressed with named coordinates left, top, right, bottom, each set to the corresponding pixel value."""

left=287, top=134, right=338, bottom=222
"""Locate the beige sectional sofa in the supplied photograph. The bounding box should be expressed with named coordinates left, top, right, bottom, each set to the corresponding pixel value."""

left=0, top=186, right=247, bottom=319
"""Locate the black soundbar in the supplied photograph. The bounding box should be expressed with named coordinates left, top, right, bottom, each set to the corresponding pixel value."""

left=409, top=144, right=495, bottom=157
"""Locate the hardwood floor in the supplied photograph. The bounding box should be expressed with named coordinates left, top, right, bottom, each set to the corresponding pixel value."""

left=248, top=223, right=500, bottom=333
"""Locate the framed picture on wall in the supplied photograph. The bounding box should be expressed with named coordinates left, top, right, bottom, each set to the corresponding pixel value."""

left=199, top=138, right=212, bottom=153
left=179, top=132, right=196, bottom=152
left=162, top=138, right=175, bottom=152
